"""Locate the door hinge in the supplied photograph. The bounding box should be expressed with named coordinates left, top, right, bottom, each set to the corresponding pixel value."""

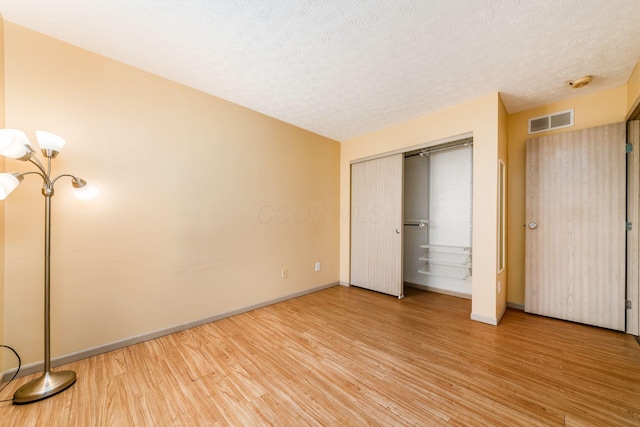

left=626, top=300, right=632, bottom=309
left=626, top=143, right=633, bottom=153
left=626, top=221, right=633, bottom=231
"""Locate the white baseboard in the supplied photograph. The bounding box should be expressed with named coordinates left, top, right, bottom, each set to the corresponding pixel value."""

left=338, top=281, right=350, bottom=287
left=1, top=282, right=339, bottom=382
left=470, top=312, right=499, bottom=326
left=469, top=302, right=517, bottom=326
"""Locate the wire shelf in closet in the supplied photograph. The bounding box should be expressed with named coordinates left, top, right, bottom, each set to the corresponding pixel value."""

left=417, top=268, right=472, bottom=280
left=418, top=244, right=472, bottom=280
left=419, top=244, right=470, bottom=253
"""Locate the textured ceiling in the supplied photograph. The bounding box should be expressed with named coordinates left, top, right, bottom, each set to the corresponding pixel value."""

left=1, top=0, right=640, bottom=141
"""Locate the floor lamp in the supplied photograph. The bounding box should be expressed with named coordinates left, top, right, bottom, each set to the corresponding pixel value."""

left=0, top=129, right=96, bottom=404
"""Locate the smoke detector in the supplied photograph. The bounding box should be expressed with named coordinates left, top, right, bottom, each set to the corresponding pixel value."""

left=568, top=75, right=593, bottom=89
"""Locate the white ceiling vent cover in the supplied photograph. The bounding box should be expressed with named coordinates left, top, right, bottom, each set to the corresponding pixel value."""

left=528, top=109, right=574, bottom=134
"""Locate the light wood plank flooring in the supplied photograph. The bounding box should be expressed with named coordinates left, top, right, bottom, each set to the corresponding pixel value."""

left=2, top=285, right=640, bottom=426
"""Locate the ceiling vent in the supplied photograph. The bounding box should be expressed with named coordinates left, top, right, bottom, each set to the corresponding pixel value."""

left=528, top=109, right=574, bottom=134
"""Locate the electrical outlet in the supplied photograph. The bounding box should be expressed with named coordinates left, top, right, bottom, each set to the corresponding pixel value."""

left=281, top=268, right=288, bottom=279
left=315, top=262, right=321, bottom=272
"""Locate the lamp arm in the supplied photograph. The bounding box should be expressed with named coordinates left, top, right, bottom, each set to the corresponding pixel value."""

left=51, top=174, right=78, bottom=186
left=27, top=155, right=48, bottom=178
left=20, top=171, right=47, bottom=181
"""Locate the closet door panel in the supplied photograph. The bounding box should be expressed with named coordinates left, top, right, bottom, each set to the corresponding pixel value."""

left=525, top=122, right=626, bottom=330
left=350, top=154, right=403, bottom=297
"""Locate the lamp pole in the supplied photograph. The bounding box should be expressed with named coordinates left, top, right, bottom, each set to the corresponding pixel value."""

left=12, top=191, right=77, bottom=403
left=44, top=192, right=52, bottom=375
left=0, top=129, right=94, bottom=404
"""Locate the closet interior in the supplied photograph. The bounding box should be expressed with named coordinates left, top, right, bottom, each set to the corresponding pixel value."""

left=403, top=139, right=473, bottom=298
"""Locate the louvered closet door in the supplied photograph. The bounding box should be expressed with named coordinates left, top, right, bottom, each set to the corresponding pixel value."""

left=525, top=122, right=626, bottom=330
left=350, top=154, right=403, bottom=297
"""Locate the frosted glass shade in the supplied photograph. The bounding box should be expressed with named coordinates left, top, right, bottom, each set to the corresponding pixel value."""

left=0, top=129, right=31, bottom=159
left=36, top=131, right=66, bottom=153
left=73, top=183, right=97, bottom=201
left=0, top=173, right=23, bottom=200
left=72, top=178, right=97, bottom=200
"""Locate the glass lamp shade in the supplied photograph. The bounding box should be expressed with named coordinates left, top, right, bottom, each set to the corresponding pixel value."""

left=0, top=173, right=23, bottom=200
left=0, top=129, right=32, bottom=159
left=72, top=178, right=97, bottom=201
left=36, top=131, right=66, bottom=154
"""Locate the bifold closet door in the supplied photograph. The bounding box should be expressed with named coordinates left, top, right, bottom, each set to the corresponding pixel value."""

left=525, top=122, right=626, bottom=330
left=350, top=154, right=403, bottom=297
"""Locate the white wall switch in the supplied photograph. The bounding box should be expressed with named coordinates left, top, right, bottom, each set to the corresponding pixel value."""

left=315, top=262, right=321, bottom=272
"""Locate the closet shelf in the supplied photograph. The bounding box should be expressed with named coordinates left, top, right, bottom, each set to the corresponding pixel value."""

left=419, top=244, right=471, bottom=254
left=418, top=257, right=471, bottom=268
left=417, top=269, right=472, bottom=279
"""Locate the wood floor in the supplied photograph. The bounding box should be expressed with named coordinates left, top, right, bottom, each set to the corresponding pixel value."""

left=2, top=285, right=640, bottom=426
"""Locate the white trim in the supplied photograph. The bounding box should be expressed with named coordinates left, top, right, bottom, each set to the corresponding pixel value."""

left=470, top=312, right=499, bottom=326
left=350, top=132, right=473, bottom=165
left=338, top=281, right=350, bottom=287
left=497, top=159, right=506, bottom=273
left=1, top=282, right=339, bottom=382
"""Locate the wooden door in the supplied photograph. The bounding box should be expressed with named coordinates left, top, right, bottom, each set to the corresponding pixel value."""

left=350, top=154, right=404, bottom=297
left=525, top=122, right=626, bottom=331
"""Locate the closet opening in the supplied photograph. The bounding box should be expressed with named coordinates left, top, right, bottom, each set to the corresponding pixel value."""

left=403, top=138, right=473, bottom=299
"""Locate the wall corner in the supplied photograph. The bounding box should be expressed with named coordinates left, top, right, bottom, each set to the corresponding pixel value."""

left=0, top=13, right=6, bottom=371
left=627, top=60, right=640, bottom=118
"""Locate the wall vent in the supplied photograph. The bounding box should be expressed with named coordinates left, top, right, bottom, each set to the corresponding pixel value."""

left=528, top=109, right=574, bottom=134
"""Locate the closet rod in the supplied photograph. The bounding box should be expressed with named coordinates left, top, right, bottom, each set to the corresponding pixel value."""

left=405, top=139, right=473, bottom=158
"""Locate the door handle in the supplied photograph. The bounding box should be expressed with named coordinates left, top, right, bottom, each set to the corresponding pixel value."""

left=528, top=222, right=538, bottom=229
left=395, top=229, right=401, bottom=234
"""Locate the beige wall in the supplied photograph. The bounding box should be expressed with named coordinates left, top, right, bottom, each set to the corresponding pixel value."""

left=340, top=93, right=502, bottom=324
left=506, top=85, right=628, bottom=305
left=0, top=16, right=5, bottom=369
left=3, top=20, right=637, bottom=370
left=2, top=23, right=340, bottom=367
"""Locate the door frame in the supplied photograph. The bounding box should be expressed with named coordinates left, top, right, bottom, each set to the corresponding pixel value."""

left=626, top=112, right=640, bottom=335
left=627, top=95, right=640, bottom=335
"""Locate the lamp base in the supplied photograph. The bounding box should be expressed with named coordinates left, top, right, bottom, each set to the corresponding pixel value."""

left=12, top=370, right=76, bottom=404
